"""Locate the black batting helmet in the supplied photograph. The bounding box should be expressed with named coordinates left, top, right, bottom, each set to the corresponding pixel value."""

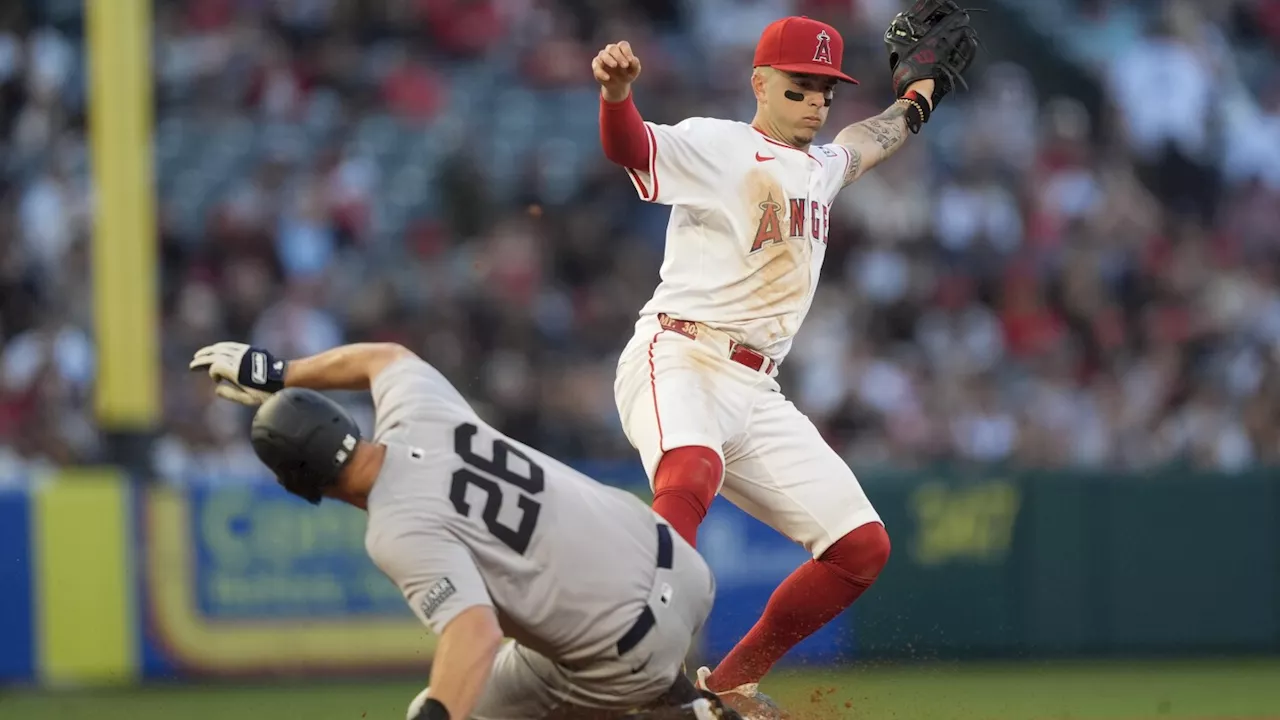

left=250, top=388, right=362, bottom=504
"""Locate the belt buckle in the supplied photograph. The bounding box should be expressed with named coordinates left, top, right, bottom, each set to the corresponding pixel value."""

left=730, top=342, right=774, bottom=375
left=729, top=342, right=757, bottom=370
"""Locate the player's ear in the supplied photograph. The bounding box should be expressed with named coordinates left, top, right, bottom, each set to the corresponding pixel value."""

left=751, top=68, right=769, bottom=104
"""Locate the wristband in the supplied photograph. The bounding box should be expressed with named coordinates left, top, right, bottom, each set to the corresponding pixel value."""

left=412, top=698, right=450, bottom=720
left=238, top=348, right=288, bottom=392
left=896, top=89, right=931, bottom=134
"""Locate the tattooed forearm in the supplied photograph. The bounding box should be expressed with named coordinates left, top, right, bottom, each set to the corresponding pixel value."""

left=842, top=146, right=863, bottom=186
left=862, top=120, right=898, bottom=150
left=834, top=102, right=910, bottom=186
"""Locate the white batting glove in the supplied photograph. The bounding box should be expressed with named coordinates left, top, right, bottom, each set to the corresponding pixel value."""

left=188, top=341, right=288, bottom=407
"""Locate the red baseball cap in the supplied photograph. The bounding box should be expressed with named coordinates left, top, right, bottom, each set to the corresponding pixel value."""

left=753, top=16, right=858, bottom=84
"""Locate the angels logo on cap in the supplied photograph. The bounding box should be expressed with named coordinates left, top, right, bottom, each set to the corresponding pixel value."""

left=813, top=30, right=833, bottom=65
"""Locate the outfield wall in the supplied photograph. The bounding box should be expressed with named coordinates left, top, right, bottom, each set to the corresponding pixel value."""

left=0, top=465, right=1276, bottom=686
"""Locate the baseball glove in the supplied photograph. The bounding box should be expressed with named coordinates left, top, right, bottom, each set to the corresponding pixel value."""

left=884, top=0, right=981, bottom=108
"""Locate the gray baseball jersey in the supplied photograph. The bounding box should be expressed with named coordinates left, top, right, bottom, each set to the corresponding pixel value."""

left=363, top=357, right=688, bottom=667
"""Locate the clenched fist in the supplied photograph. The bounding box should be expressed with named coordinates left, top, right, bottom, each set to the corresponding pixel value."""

left=592, top=41, right=641, bottom=102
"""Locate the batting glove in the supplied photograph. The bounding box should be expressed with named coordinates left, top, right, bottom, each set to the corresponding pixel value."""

left=189, top=341, right=288, bottom=407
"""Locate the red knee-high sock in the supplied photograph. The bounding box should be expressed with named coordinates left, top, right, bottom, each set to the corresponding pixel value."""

left=651, top=446, right=722, bottom=547
left=706, top=522, right=891, bottom=692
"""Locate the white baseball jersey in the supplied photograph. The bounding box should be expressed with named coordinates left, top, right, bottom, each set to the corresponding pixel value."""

left=363, top=357, right=680, bottom=665
left=624, top=117, right=853, bottom=363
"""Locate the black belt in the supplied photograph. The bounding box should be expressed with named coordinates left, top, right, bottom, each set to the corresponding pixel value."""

left=616, top=524, right=674, bottom=655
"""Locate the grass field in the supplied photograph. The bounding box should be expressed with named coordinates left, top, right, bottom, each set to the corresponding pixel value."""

left=3, top=659, right=1278, bottom=720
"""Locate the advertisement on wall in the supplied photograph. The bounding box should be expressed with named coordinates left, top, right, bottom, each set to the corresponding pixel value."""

left=0, top=467, right=858, bottom=684
left=698, top=502, right=852, bottom=662
left=0, top=487, right=35, bottom=683
left=26, top=464, right=1269, bottom=684
left=135, top=465, right=851, bottom=676
left=140, top=484, right=432, bottom=676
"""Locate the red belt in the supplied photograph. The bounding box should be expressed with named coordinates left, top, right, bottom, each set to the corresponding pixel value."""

left=657, top=313, right=776, bottom=375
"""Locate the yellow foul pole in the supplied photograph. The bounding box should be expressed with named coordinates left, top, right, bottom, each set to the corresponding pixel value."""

left=87, top=0, right=158, bottom=430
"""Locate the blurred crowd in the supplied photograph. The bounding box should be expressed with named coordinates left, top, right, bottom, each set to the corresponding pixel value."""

left=1, top=0, right=1279, bottom=484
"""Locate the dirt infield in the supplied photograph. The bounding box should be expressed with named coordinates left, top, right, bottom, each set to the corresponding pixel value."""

left=759, top=659, right=1280, bottom=720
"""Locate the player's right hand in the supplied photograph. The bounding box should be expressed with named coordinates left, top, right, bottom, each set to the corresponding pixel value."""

left=592, top=41, right=641, bottom=102
left=189, top=341, right=287, bottom=407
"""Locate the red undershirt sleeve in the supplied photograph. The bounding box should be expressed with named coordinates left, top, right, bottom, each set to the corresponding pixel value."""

left=599, top=93, right=649, bottom=170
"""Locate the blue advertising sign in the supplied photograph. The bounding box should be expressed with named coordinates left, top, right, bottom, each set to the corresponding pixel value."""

left=186, top=487, right=406, bottom=619
left=698, top=501, right=854, bottom=663
left=140, top=484, right=431, bottom=676
left=0, top=488, right=34, bottom=682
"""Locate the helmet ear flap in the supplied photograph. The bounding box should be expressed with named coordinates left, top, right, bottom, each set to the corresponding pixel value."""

left=280, top=470, right=325, bottom=505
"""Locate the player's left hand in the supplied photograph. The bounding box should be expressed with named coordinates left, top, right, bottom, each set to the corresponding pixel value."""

left=884, top=0, right=980, bottom=108
left=906, top=79, right=936, bottom=109
left=188, top=341, right=287, bottom=407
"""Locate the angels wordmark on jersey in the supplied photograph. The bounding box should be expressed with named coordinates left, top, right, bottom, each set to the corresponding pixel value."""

left=625, top=117, right=851, bottom=363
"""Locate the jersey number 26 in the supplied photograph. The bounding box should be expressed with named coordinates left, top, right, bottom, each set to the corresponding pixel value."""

left=450, top=423, right=545, bottom=555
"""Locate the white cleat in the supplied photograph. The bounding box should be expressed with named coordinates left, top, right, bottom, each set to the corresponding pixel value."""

left=690, top=697, right=720, bottom=720
left=694, top=666, right=783, bottom=720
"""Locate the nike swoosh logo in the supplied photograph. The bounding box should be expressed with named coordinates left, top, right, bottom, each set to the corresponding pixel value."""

left=755, top=152, right=775, bottom=162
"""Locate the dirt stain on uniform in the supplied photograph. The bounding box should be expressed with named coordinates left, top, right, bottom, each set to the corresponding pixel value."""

left=739, top=166, right=813, bottom=343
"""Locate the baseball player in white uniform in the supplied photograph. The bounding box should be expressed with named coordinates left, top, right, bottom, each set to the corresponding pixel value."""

left=593, top=12, right=975, bottom=717
left=189, top=341, right=744, bottom=720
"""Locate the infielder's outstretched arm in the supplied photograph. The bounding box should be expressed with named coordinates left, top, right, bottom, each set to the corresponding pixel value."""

left=832, top=78, right=934, bottom=187
left=283, top=342, right=416, bottom=391
left=836, top=1, right=980, bottom=187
